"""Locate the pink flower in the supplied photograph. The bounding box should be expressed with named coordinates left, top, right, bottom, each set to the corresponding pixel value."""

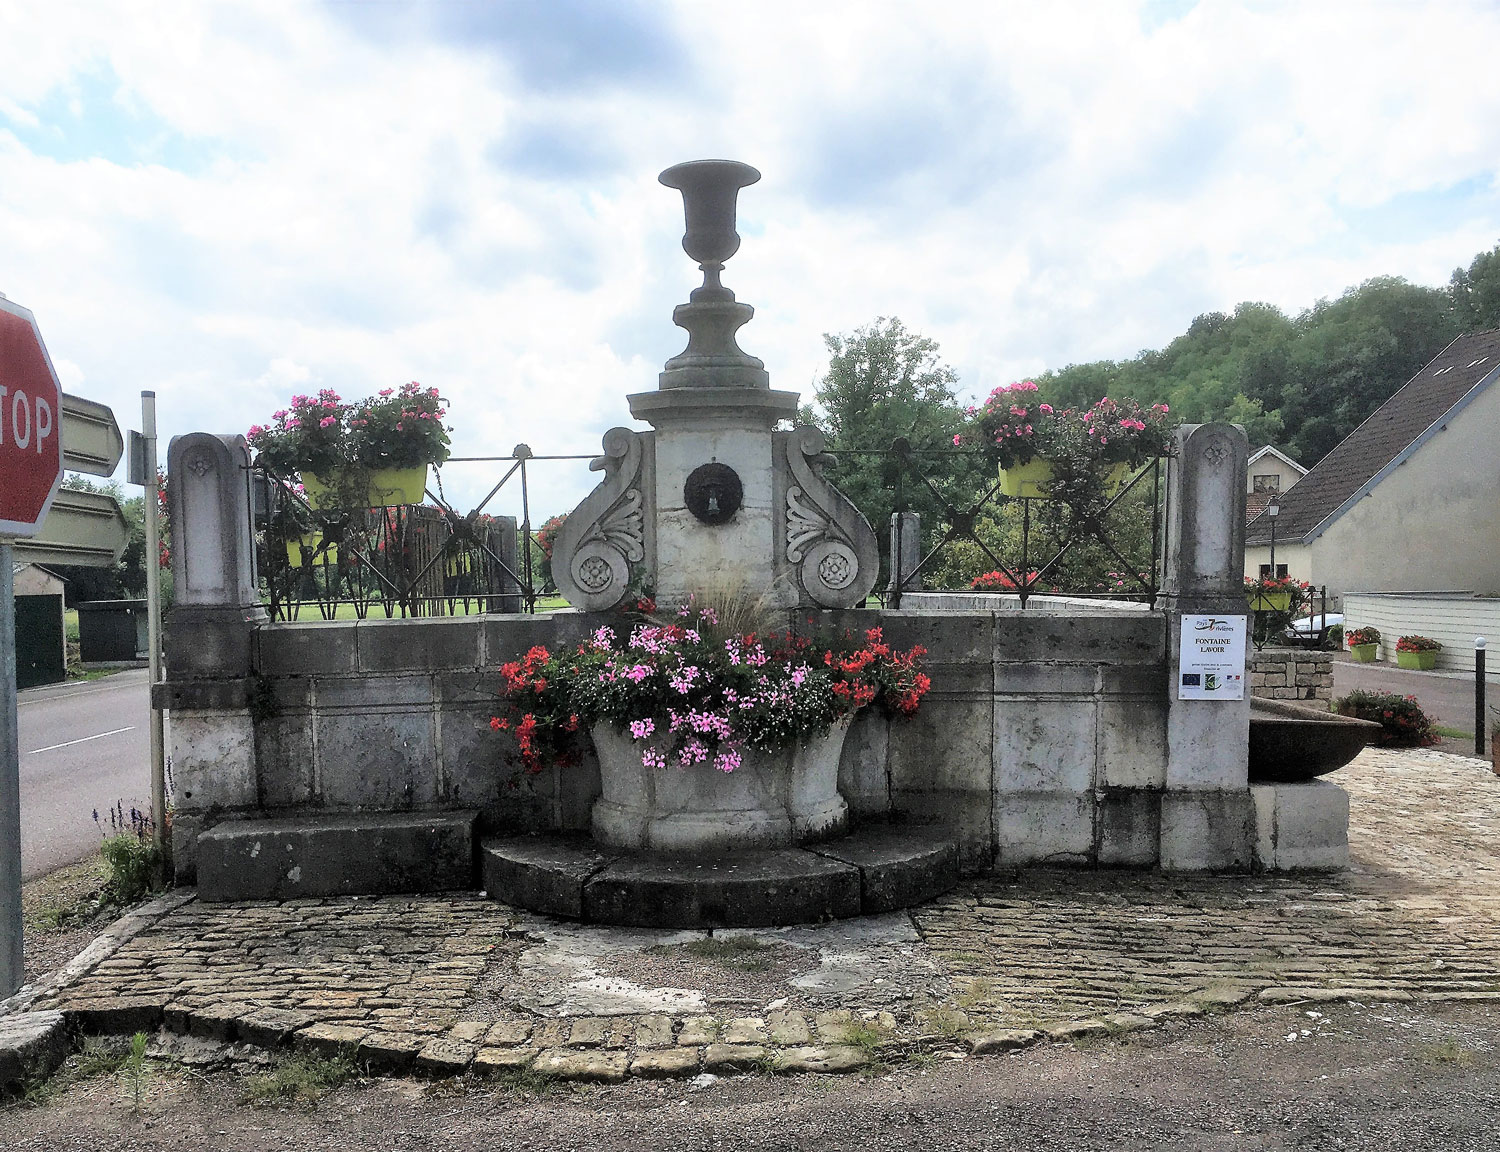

left=247, top=424, right=264, bottom=438
left=952, top=434, right=963, bottom=446
left=629, top=718, right=655, bottom=739
left=641, top=747, right=666, bottom=769
left=319, top=415, right=337, bottom=428
left=1039, top=404, right=1053, bottom=414
left=379, top=388, right=394, bottom=397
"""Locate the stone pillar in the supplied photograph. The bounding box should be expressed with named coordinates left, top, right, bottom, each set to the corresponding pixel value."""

left=888, top=512, right=921, bottom=600
left=1158, top=423, right=1253, bottom=870
left=165, top=433, right=266, bottom=675
left=158, top=432, right=268, bottom=882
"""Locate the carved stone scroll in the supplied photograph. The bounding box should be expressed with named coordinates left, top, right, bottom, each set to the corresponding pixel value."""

left=552, top=427, right=655, bottom=611
left=779, top=426, right=879, bottom=609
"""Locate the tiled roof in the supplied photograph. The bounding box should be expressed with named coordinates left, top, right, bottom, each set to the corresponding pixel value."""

left=1246, top=330, right=1500, bottom=546
left=1245, top=492, right=1274, bottom=523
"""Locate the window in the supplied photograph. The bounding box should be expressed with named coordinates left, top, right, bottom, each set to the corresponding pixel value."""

left=1252, top=474, right=1280, bottom=493
left=1258, top=563, right=1289, bottom=578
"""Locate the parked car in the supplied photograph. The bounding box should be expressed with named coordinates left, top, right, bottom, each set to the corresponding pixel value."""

left=1283, top=612, right=1343, bottom=648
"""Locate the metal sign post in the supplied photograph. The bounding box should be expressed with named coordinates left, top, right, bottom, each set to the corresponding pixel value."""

left=1, top=539, right=21, bottom=995
left=0, top=296, right=70, bottom=996
left=141, top=392, right=166, bottom=863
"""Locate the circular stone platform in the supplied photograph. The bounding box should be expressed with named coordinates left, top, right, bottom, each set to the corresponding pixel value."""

left=479, top=825, right=960, bottom=928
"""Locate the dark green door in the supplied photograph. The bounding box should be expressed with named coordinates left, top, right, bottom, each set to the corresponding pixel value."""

left=15, top=594, right=66, bottom=689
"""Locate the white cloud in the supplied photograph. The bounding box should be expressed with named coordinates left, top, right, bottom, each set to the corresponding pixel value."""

left=0, top=0, right=1497, bottom=514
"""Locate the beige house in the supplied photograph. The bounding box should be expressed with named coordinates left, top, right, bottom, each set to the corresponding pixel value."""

left=1245, top=445, right=1306, bottom=523
left=1244, top=329, right=1500, bottom=607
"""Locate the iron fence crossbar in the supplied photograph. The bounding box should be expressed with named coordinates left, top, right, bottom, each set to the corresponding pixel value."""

left=249, top=441, right=1172, bottom=619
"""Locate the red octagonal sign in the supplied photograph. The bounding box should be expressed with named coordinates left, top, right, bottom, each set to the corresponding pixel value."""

left=0, top=297, right=64, bottom=537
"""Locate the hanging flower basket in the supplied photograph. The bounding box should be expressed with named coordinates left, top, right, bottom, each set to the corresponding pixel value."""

left=998, top=458, right=1054, bottom=499
left=1247, top=590, right=1292, bottom=612
left=302, top=465, right=428, bottom=510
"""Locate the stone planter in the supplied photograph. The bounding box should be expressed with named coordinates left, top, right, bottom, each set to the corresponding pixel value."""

left=1396, top=649, right=1438, bottom=670
left=1349, top=642, right=1378, bottom=662
left=302, top=465, right=428, bottom=509
left=998, top=458, right=1053, bottom=499
left=590, top=719, right=851, bottom=853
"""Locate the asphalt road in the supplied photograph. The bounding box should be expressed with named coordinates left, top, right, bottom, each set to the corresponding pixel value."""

left=15, top=669, right=152, bottom=881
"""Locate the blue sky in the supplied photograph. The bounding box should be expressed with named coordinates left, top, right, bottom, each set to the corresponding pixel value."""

left=1, top=0, right=1498, bottom=517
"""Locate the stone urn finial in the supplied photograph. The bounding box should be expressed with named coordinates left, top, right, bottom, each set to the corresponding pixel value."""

left=659, top=160, right=761, bottom=302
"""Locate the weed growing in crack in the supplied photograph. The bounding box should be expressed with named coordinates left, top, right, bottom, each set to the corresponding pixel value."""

left=238, top=1049, right=358, bottom=1106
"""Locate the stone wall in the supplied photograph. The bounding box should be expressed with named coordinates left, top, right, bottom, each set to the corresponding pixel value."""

left=162, top=607, right=1171, bottom=882
left=1250, top=649, right=1333, bottom=703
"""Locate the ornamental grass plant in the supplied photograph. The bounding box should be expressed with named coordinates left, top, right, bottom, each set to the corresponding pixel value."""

left=490, top=599, right=931, bottom=775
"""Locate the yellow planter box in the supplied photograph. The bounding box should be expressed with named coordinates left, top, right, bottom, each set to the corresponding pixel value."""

left=286, top=535, right=337, bottom=566
left=302, top=466, right=428, bottom=509
left=998, top=458, right=1054, bottom=499
left=1247, top=590, right=1292, bottom=612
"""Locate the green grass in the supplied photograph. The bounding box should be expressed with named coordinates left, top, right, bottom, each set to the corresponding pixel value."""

left=1433, top=726, right=1474, bottom=740
left=269, top=595, right=571, bottom=622
left=239, top=1050, right=359, bottom=1106
left=1418, top=1038, right=1475, bottom=1065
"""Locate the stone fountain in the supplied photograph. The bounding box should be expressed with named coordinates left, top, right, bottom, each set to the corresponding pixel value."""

left=550, top=160, right=879, bottom=613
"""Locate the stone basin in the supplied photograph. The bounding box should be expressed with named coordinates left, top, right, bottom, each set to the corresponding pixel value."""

left=1249, top=698, right=1381, bottom=782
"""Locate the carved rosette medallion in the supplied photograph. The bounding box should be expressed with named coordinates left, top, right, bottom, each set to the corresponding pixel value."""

left=552, top=427, right=654, bottom=611
left=781, top=426, right=879, bottom=609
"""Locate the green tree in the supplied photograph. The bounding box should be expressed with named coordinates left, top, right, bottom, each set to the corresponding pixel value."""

left=1449, top=243, right=1500, bottom=331
left=800, top=317, right=981, bottom=575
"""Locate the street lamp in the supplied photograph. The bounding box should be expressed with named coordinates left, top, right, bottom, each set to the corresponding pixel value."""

left=1266, top=496, right=1280, bottom=578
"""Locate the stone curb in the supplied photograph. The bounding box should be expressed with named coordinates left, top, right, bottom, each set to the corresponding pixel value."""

left=16, top=977, right=1459, bottom=1089
left=0, top=889, right=198, bottom=1019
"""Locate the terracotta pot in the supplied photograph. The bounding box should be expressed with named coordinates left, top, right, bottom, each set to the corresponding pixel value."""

left=590, top=718, right=851, bottom=852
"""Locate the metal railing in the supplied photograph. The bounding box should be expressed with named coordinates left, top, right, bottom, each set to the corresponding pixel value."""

left=251, top=440, right=1171, bottom=620
left=254, top=446, right=592, bottom=621
left=830, top=440, right=1167, bottom=609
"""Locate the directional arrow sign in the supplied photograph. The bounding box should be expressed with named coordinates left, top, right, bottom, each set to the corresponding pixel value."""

left=61, top=392, right=124, bottom=477
left=11, top=487, right=130, bottom=568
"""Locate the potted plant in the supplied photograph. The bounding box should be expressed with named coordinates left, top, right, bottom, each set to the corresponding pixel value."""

left=1244, top=574, right=1308, bottom=613
left=963, top=384, right=1172, bottom=500
left=490, top=601, right=931, bottom=852
left=247, top=382, right=451, bottom=509
left=1346, top=626, right=1381, bottom=662
left=1395, top=634, right=1441, bottom=671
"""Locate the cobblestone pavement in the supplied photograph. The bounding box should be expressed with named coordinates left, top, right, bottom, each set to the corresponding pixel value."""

left=25, top=746, right=1500, bottom=1082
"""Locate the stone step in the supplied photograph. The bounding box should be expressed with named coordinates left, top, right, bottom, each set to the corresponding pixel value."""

left=479, top=824, right=959, bottom=928
left=197, top=811, right=478, bottom=902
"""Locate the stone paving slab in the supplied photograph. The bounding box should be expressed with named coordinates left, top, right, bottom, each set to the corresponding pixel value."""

left=15, top=747, right=1500, bottom=1085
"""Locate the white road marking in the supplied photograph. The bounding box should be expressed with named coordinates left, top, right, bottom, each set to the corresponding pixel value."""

left=27, top=726, right=136, bottom=754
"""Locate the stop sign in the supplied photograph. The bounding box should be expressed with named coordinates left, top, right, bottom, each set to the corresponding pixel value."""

left=0, top=298, right=64, bottom=537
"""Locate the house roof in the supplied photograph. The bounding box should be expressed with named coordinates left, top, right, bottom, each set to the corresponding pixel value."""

left=1245, top=491, right=1275, bottom=523
left=1247, top=329, right=1500, bottom=546
left=1247, top=444, right=1306, bottom=476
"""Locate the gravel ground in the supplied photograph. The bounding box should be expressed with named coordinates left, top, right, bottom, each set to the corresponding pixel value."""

left=19, top=857, right=115, bottom=986
left=5, top=999, right=1499, bottom=1150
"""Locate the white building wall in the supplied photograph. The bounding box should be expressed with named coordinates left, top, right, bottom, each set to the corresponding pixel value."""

left=1254, top=382, right=1500, bottom=606
left=1341, top=592, right=1500, bottom=676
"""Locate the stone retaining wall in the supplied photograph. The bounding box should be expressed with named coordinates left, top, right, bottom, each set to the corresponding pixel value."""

left=162, top=607, right=1175, bottom=881
left=1250, top=648, right=1332, bottom=703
